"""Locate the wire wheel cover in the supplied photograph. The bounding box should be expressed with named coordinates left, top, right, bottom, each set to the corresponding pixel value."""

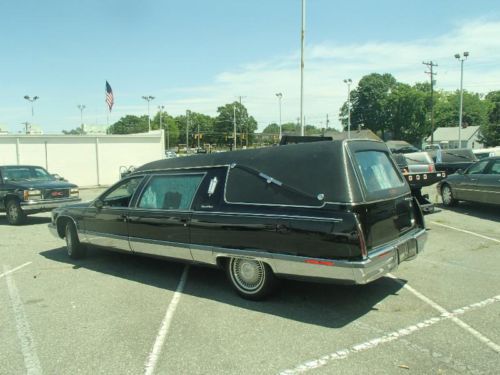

left=231, top=258, right=265, bottom=292
left=442, top=186, right=452, bottom=203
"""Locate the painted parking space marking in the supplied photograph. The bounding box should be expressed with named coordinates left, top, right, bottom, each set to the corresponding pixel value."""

left=0, top=262, right=32, bottom=280
left=143, top=265, right=189, bottom=375
left=390, top=275, right=500, bottom=354
left=3, top=264, right=42, bottom=375
left=279, top=294, right=500, bottom=374
left=430, top=221, right=500, bottom=244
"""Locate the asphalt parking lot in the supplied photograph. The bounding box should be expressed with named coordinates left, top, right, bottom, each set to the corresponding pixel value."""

left=1, top=186, right=499, bottom=374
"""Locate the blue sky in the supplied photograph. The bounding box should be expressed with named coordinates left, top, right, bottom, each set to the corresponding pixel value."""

left=1, top=0, right=500, bottom=133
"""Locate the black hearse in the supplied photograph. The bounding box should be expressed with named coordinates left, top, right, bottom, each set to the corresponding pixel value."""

left=1, top=165, right=80, bottom=225
left=49, top=140, right=427, bottom=299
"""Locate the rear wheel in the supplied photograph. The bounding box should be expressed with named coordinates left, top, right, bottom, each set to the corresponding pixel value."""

left=441, top=184, right=458, bottom=206
left=6, top=199, right=26, bottom=225
left=65, top=222, right=86, bottom=259
left=226, top=257, right=276, bottom=300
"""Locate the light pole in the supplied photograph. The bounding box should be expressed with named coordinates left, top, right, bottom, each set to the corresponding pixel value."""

left=455, top=52, right=469, bottom=149
left=158, top=105, right=164, bottom=130
left=300, top=0, right=306, bottom=136
left=343, top=79, right=352, bottom=139
left=276, top=93, right=283, bottom=140
left=23, top=95, right=39, bottom=120
left=233, top=105, right=237, bottom=150
left=77, top=104, right=86, bottom=127
left=186, top=110, right=190, bottom=153
left=142, top=95, right=155, bottom=132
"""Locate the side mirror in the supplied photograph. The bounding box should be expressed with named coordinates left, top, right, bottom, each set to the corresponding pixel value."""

left=94, top=199, right=104, bottom=209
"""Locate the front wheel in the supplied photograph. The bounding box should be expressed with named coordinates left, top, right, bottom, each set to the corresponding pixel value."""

left=226, top=257, right=276, bottom=300
left=441, top=184, right=458, bottom=207
left=6, top=199, right=26, bottom=225
left=65, top=222, right=87, bottom=259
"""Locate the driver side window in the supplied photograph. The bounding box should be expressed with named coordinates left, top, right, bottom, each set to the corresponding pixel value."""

left=467, top=160, right=489, bottom=175
left=100, top=176, right=143, bottom=208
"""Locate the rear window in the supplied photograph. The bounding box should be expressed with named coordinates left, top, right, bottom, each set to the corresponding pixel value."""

left=354, top=151, right=405, bottom=195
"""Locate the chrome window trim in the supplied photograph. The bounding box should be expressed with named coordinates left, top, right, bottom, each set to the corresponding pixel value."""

left=222, top=165, right=329, bottom=209
left=454, top=188, right=500, bottom=194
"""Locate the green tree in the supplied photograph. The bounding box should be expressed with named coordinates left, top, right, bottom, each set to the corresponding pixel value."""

left=385, top=83, right=429, bottom=145
left=341, top=73, right=397, bottom=140
left=479, top=90, right=500, bottom=146
left=262, top=123, right=279, bottom=134
left=214, top=102, right=258, bottom=147
left=434, top=90, right=489, bottom=129
left=108, top=115, right=148, bottom=134
left=151, top=111, right=180, bottom=149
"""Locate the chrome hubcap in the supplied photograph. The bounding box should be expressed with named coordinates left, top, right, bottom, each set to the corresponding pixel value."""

left=8, top=205, right=18, bottom=220
left=443, top=186, right=452, bottom=203
left=231, top=258, right=265, bottom=291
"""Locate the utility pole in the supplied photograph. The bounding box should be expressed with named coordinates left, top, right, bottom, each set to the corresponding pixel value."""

left=423, top=61, right=438, bottom=145
left=343, top=79, right=352, bottom=139
left=300, top=0, right=306, bottom=136
left=455, top=52, right=469, bottom=149
left=326, top=114, right=330, bottom=130
left=197, top=121, right=200, bottom=149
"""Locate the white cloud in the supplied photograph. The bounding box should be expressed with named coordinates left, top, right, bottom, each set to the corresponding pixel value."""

left=162, top=19, right=500, bottom=131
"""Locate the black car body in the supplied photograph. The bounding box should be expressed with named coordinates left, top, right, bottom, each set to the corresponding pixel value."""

left=49, top=140, right=427, bottom=299
left=427, top=148, right=478, bottom=175
left=0, top=165, right=80, bottom=225
left=438, top=156, right=500, bottom=206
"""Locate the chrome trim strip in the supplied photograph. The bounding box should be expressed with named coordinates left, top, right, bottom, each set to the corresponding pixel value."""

left=129, top=236, right=193, bottom=261
left=20, top=197, right=81, bottom=211
left=454, top=188, right=499, bottom=194
left=80, top=230, right=131, bottom=252
left=191, top=211, right=343, bottom=222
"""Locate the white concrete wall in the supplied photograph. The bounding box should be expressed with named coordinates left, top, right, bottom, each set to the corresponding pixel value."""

left=0, top=132, right=164, bottom=187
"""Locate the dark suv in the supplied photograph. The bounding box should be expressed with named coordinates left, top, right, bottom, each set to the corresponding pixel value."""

left=0, top=165, right=80, bottom=225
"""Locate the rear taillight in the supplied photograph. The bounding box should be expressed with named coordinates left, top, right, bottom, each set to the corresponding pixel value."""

left=356, top=220, right=368, bottom=260
left=428, top=164, right=435, bottom=172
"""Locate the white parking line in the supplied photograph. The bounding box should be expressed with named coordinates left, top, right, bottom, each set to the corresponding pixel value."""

left=143, top=265, right=189, bottom=375
left=430, top=221, right=500, bottom=244
left=0, top=262, right=32, bottom=279
left=390, top=276, right=500, bottom=354
left=3, top=265, right=42, bottom=375
left=279, top=294, right=500, bottom=374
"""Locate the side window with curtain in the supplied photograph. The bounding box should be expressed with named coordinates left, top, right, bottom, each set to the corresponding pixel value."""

left=138, top=174, right=204, bottom=210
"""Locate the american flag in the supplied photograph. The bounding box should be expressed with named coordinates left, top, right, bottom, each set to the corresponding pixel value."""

left=105, top=81, right=114, bottom=111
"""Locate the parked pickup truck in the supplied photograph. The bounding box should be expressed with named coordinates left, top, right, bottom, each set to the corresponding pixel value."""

left=48, top=140, right=427, bottom=300
left=0, top=165, right=80, bottom=225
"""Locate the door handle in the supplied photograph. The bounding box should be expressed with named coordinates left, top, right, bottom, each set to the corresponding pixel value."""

left=180, top=218, right=189, bottom=227
left=470, top=178, right=477, bottom=181
left=120, top=213, right=128, bottom=222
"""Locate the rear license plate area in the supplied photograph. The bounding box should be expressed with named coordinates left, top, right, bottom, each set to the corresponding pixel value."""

left=397, top=238, right=417, bottom=263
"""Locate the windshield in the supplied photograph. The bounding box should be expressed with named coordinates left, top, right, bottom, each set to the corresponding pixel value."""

left=1, top=166, right=55, bottom=182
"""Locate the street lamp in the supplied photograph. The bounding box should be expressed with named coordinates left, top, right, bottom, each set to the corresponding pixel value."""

left=343, top=79, right=352, bottom=139
left=142, top=95, right=155, bottom=132
left=275, top=93, right=283, bottom=140
left=455, top=52, right=469, bottom=149
left=77, top=104, right=86, bottom=127
left=23, top=95, right=39, bottom=119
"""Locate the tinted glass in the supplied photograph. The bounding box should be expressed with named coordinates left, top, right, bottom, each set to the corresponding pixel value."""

left=101, top=177, right=143, bottom=207
left=489, top=160, right=500, bottom=175
left=355, top=151, right=405, bottom=193
left=1, top=166, right=54, bottom=181
left=467, top=160, right=489, bottom=175
left=138, top=174, right=204, bottom=210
